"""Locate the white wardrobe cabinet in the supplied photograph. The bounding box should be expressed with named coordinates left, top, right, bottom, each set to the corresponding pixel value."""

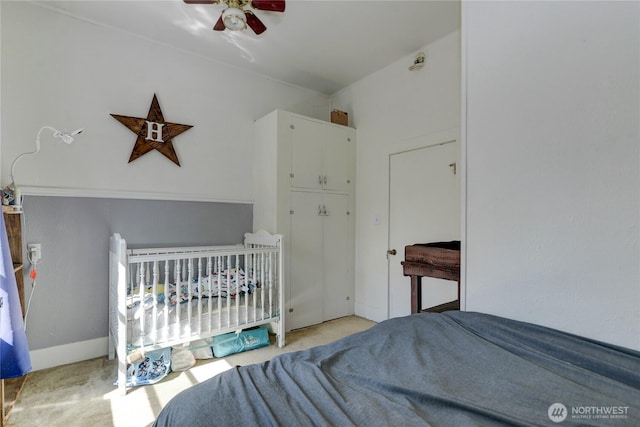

left=253, top=110, right=355, bottom=331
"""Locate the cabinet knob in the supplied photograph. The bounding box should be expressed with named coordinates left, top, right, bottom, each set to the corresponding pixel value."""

left=387, top=249, right=397, bottom=256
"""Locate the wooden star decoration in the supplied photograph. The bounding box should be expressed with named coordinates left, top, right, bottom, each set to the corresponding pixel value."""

left=111, top=94, right=193, bottom=166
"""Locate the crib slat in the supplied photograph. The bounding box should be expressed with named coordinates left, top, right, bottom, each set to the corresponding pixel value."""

left=206, top=256, right=213, bottom=333
left=187, top=258, right=193, bottom=338
left=244, top=253, right=248, bottom=319
left=266, top=252, right=271, bottom=319
left=196, top=257, right=202, bottom=336
left=138, top=262, right=146, bottom=345
left=243, top=253, right=248, bottom=325
left=152, top=261, right=158, bottom=345
left=266, top=250, right=269, bottom=315
left=175, top=259, right=181, bottom=339
left=233, top=255, right=240, bottom=326
left=252, top=254, right=256, bottom=320
left=217, top=257, right=222, bottom=329
left=225, top=255, right=231, bottom=326
left=164, top=261, right=170, bottom=341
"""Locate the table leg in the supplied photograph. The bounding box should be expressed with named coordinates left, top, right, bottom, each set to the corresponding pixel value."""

left=410, top=275, right=422, bottom=314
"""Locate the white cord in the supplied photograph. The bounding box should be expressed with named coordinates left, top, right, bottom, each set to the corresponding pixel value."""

left=24, top=277, right=36, bottom=332
left=22, top=207, right=39, bottom=332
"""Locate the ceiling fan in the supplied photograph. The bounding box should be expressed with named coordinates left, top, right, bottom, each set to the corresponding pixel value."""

left=184, top=0, right=286, bottom=35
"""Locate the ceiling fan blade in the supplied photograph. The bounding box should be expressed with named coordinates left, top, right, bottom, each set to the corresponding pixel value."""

left=245, top=11, right=267, bottom=35
left=251, top=0, right=285, bottom=12
left=183, top=0, right=217, bottom=4
left=213, top=14, right=226, bottom=31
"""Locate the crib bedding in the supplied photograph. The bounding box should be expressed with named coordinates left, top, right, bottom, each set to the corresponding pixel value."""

left=154, top=311, right=640, bottom=426
left=126, top=267, right=258, bottom=308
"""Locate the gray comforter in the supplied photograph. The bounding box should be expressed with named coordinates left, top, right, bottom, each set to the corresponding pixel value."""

left=154, top=312, right=640, bottom=426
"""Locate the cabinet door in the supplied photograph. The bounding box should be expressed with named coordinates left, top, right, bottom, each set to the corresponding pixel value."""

left=322, top=193, right=352, bottom=321
left=322, top=125, right=351, bottom=193
left=289, top=191, right=324, bottom=330
left=291, top=117, right=323, bottom=190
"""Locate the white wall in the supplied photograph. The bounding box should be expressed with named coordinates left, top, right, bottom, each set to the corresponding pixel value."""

left=1, top=1, right=329, bottom=202
left=463, top=1, right=639, bottom=349
left=332, top=31, right=461, bottom=322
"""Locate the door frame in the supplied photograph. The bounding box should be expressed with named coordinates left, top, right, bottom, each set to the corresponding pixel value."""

left=385, top=127, right=464, bottom=319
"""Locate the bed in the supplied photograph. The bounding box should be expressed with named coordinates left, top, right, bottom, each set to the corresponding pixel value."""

left=154, top=311, right=640, bottom=426
left=108, top=230, right=284, bottom=395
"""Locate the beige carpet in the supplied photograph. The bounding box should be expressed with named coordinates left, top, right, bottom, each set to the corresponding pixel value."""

left=7, top=316, right=375, bottom=427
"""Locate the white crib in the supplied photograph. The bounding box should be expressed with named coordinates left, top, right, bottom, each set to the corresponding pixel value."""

left=108, top=230, right=285, bottom=395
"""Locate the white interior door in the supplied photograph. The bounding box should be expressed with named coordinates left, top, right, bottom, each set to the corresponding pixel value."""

left=388, top=141, right=460, bottom=319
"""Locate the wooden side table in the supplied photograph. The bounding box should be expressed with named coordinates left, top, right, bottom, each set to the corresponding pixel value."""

left=401, top=241, right=460, bottom=314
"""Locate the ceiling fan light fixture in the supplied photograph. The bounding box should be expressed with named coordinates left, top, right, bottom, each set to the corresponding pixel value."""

left=222, top=7, right=247, bottom=31
left=185, top=0, right=284, bottom=34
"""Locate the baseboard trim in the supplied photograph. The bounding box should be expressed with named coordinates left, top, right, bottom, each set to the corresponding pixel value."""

left=30, top=337, right=109, bottom=371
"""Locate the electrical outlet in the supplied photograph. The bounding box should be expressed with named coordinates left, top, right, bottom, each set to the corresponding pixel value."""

left=28, top=243, right=41, bottom=264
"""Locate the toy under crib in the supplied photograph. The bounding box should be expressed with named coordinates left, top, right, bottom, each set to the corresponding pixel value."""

left=108, top=230, right=284, bottom=395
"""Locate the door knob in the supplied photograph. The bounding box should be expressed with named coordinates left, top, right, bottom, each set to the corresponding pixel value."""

left=387, top=249, right=397, bottom=256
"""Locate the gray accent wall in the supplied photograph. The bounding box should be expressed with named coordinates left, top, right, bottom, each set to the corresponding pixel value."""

left=21, top=196, right=252, bottom=350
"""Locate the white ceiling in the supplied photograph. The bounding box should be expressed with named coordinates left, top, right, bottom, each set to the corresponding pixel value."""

left=32, top=0, right=461, bottom=95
